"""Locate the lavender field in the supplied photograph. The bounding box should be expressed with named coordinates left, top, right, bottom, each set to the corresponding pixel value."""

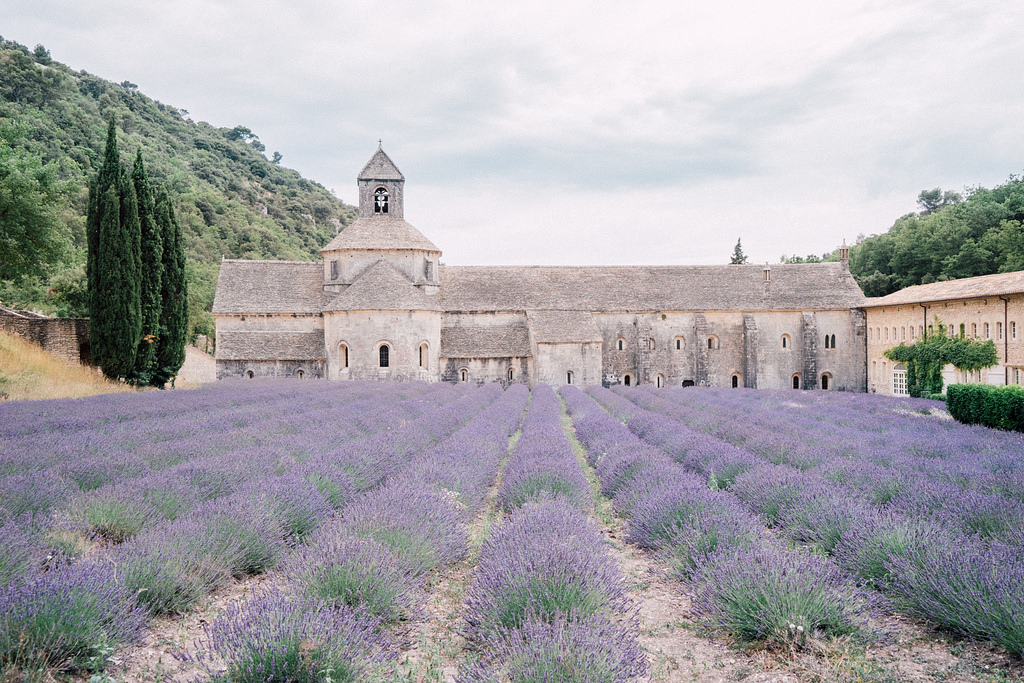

left=1, top=380, right=1022, bottom=682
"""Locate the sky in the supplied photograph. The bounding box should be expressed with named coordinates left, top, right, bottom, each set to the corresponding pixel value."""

left=5, top=0, right=1024, bottom=266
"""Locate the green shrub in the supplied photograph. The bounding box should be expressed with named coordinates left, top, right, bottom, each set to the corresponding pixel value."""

left=947, top=384, right=1024, bottom=432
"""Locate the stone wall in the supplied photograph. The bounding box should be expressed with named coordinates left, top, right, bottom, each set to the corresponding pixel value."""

left=440, top=356, right=531, bottom=386
left=866, top=295, right=1024, bottom=394
left=0, top=305, right=90, bottom=365
left=216, top=359, right=326, bottom=380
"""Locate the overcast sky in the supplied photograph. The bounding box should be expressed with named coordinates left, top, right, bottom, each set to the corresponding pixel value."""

left=5, top=1, right=1024, bottom=265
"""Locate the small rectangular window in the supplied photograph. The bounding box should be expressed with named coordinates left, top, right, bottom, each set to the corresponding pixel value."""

left=330, top=260, right=339, bottom=280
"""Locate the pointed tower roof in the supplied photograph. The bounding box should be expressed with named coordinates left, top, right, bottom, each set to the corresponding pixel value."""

left=359, top=147, right=404, bottom=181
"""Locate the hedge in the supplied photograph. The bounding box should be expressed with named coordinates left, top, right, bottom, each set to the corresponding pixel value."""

left=946, top=384, right=1024, bottom=432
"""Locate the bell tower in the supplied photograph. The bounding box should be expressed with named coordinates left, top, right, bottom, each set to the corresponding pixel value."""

left=357, top=145, right=405, bottom=219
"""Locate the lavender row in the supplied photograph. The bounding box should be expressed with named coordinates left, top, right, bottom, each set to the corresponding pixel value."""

left=185, top=384, right=529, bottom=682
left=614, top=385, right=1024, bottom=545
left=0, top=383, right=507, bottom=678
left=562, top=385, right=879, bottom=650
left=496, top=384, right=591, bottom=512
left=624, top=384, right=1024, bottom=507
left=585, top=386, right=1024, bottom=656
left=460, top=500, right=645, bottom=681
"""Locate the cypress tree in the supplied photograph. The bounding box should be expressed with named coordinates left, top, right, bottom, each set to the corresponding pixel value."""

left=152, top=187, right=188, bottom=387
left=129, top=150, right=162, bottom=384
left=87, top=119, right=142, bottom=380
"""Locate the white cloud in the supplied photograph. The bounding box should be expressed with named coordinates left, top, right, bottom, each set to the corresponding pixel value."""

left=4, top=0, right=1024, bottom=265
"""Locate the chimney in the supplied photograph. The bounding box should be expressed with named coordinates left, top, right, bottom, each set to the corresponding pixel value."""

left=840, top=239, right=850, bottom=270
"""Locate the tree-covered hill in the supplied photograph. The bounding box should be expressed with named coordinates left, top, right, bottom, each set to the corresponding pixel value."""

left=847, top=179, right=1024, bottom=297
left=0, top=37, right=356, bottom=338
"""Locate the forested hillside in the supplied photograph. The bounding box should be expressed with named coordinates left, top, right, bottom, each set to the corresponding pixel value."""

left=0, top=37, right=356, bottom=338
left=848, top=180, right=1024, bottom=297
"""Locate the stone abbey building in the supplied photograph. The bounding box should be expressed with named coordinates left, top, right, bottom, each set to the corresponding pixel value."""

left=213, top=148, right=869, bottom=390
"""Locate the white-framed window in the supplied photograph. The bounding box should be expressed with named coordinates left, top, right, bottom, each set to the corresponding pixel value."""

left=893, top=364, right=908, bottom=395
left=1013, top=321, right=1018, bottom=339
left=984, top=322, right=990, bottom=339
left=997, top=322, right=1003, bottom=340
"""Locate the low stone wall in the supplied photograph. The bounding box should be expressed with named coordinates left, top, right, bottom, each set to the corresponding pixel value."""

left=0, top=305, right=90, bottom=365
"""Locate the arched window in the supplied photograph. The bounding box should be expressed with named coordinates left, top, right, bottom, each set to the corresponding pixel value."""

left=655, top=374, right=664, bottom=388
left=246, top=370, right=254, bottom=379
left=893, top=364, right=908, bottom=395
left=566, top=371, right=574, bottom=385
left=821, top=373, right=831, bottom=390
left=707, top=335, right=719, bottom=350
left=824, top=334, right=830, bottom=349
left=792, top=374, right=801, bottom=390
left=675, top=336, right=684, bottom=350
left=617, top=338, right=625, bottom=351
left=339, top=343, right=349, bottom=369
left=460, top=368, right=468, bottom=382
left=296, top=369, right=304, bottom=379
left=623, top=373, right=633, bottom=386
left=379, top=344, right=390, bottom=368
left=419, top=343, right=428, bottom=369
left=507, top=367, right=514, bottom=382
left=830, top=334, right=836, bottom=348
left=731, top=374, right=740, bottom=388
left=373, top=186, right=389, bottom=213
left=781, top=334, right=790, bottom=349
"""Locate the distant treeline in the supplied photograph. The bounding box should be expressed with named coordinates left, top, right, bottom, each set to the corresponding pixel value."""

left=0, top=37, right=356, bottom=339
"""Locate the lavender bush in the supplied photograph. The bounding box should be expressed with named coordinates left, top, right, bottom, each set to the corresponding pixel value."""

left=457, top=615, right=646, bottom=683
left=342, top=481, right=467, bottom=576
left=692, top=545, right=878, bottom=648
left=195, top=591, right=393, bottom=683
left=283, top=523, right=419, bottom=624
left=462, top=501, right=629, bottom=643
left=888, top=538, right=1024, bottom=656
left=0, top=560, right=145, bottom=671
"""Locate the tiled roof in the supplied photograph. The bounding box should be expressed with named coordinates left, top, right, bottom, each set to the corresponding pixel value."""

left=358, top=148, right=404, bottom=180
left=439, top=263, right=865, bottom=312
left=216, top=330, right=326, bottom=361
left=324, top=260, right=442, bottom=312
left=212, top=260, right=323, bottom=314
left=527, top=310, right=603, bottom=343
left=440, top=321, right=532, bottom=358
left=320, top=217, right=441, bottom=252
left=861, top=270, right=1024, bottom=307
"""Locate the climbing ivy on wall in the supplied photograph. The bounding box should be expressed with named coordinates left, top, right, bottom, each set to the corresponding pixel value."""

left=885, top=317, right=999, bottom=397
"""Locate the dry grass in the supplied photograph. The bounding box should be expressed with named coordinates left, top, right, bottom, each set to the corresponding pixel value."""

left=0, top=331, right=135, bottom=401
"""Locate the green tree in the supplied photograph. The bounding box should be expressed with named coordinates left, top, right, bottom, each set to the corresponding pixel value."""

left=917, top=187, right=962, bottom=215
left=729, top=238, right=748, bottom=264
left=129, top=150, right=162, bottom=384
left=88, top=118, right=142, bottom=380
left=0, top=133, right=70, bottom=281
left=152, top=188, right=188, bottom=387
